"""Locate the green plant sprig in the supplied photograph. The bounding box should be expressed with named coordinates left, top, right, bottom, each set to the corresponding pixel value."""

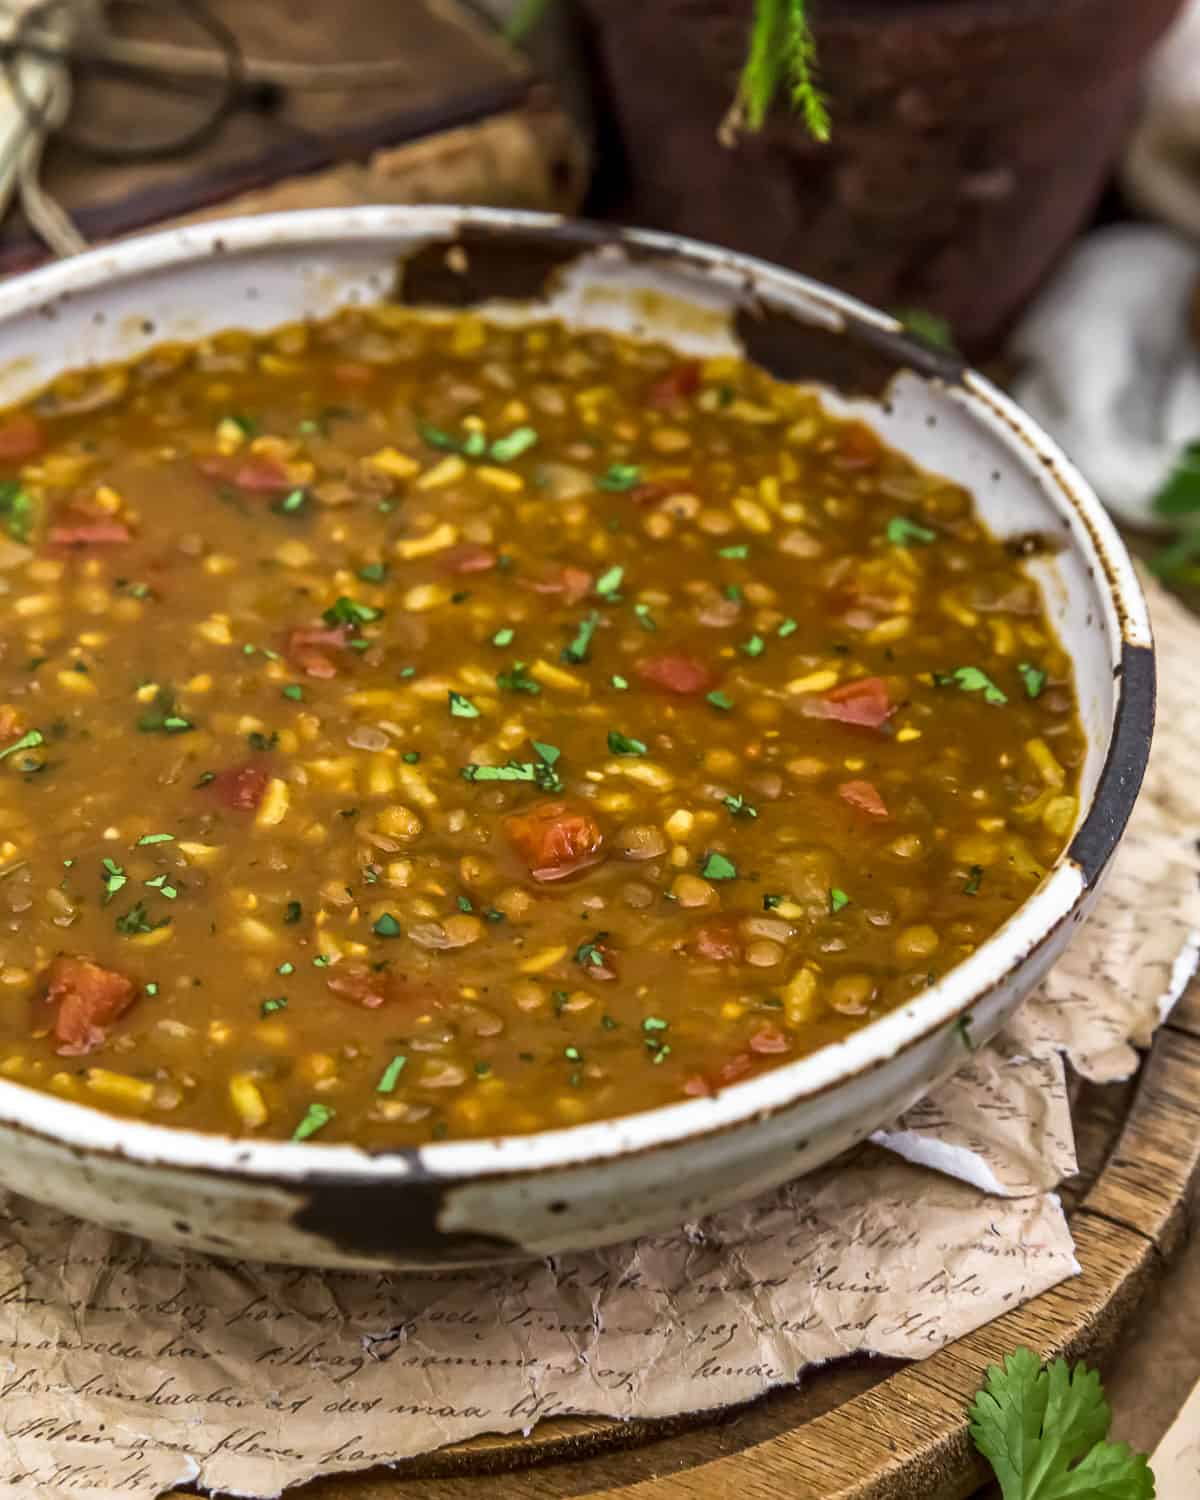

left=729, top=0, right=830, bottom=141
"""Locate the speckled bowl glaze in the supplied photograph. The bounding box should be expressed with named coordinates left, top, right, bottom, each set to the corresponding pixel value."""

left=0, top=209, right=1154, bottom=1269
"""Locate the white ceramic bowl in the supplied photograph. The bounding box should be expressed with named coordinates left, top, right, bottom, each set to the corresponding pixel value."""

left=0, top=209, right=1153, bottom=1268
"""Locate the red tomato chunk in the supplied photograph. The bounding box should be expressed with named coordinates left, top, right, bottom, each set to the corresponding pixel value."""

left=41, top=956, right=136, bottom=1056
left=505, top=801, right=605, bottom=882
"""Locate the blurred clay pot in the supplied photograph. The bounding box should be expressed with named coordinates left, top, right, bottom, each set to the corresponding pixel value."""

left=578, top=0, right=1186, bottom=352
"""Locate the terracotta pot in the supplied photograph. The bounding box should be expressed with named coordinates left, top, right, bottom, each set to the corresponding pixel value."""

left=578, top=0, right=1186, bottom=352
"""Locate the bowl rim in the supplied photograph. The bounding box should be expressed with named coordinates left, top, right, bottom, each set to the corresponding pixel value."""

left=0, top=205, right=1155, bottom=1187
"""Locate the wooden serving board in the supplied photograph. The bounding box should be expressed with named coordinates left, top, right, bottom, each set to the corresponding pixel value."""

left=165, top=979, right=1200, bottom=1500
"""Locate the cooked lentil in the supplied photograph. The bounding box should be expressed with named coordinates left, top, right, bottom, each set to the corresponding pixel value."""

left=0, top=307, right=1084, bottom=1144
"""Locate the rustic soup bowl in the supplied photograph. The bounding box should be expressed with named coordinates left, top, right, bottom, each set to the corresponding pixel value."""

left=0, top=209, right=1153, bottom=1268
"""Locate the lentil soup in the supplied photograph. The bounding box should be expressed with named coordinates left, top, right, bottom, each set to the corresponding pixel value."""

left=0, top=307, right=1084, bottom=1146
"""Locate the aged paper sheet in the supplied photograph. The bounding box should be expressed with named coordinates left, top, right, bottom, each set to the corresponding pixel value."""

left=0, top=577, right=1194, bottom=1499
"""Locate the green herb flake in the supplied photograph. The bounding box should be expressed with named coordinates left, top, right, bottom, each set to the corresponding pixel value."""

left=372, top=912, right=402, bottom=939
left=292, top=1102, right=335, bottom=1141
left=377, top=1054, right=408, bottom=1093
left=706, top=690, right=734, bottom=711
left=457, top=895, right=474, bottom=914
left=402, top=750, right=420, bottom=764
left=552, top=990, right=569, bottom=1017
left=611, top=674, right=629, bottom=691
left=357, top=561, right=388, bottom=583
left=283, top=900, right=303, bottom=925
left=724, top=584, right=743, bottom=603
left=275, top=488, right=307, bottom=516
left=964, top=865, right=984, bottom=897
left=247, top=730, right=277, bottom=753
left=282, top=684, right=304, bottom=702
left=474, top=1060, right=492, bottom=1077
left=461, top=761, right=537, bottom=784
left=115, top=901, right=169, bottom=936
left=564, top=1045, right=583, bottom=1063
left=642, top=1016, right=669, bottom=1032
left=496, top=660, right=540, bottom=696
left=633, top=603, right=657, bottom=632
left=532, top=741, right=561, bottom=767
left=595, top=565, right=624, bottom=599
left=741, top=634, right=765, bottom=658
left=145, top=982, right=159, bottom=997
left=1018, top=662, right=1047, bottom=700
left=277, top=961, right=295, bottom=976
left=491, top=627, right=515, bottom=648
left=261, top=996, right=288, bottom=1016
left=700, top=852, right=738, bottom=881
left=607, top=730, right=647, bottom=757
left=596, top=463, right=642, bottom=492
left=886, top=516, right=937, bottom=546
left=601, top=1014, right=619, bottom=1031
left=723, top=793, right=757, bottom=819
left=489, top=426, right=539, bottom=463
left=135, top=833, right=174, bottom=846
left=448, top=690, right=481, bottom=719
left=939, top=665, right=1008, bottom=706
left=830, top=887, right=850, bottom=913
left=144, top=874, right=179, bottom=900
left=777, top=618, right=798, bottom=638
left=0, top=481, right=36, bottom=542
left=574, top=937, right=608, bottom=969
left=717, top=543, right=750, bottom=560
left=762, top=892, right=784, bottom=910
left=100, top=858, right=127, bottom=903
left=562, top=611, right=600, bottom=664
left=137, top=689, right=193, bottom=736
left=322, top=596, right=381, bottom=629
left=0, top=728, right=43, bottom=762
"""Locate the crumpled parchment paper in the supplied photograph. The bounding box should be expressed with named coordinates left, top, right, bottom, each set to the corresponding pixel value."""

left=0, top=577, right=1195, bottom=1500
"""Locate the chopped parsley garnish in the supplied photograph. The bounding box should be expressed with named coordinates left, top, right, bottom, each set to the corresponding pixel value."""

left=491, top=627, right=515, bottom=648
left=596, top=463, right=642, bottom=492
left=723, top=793, right=757, bottom=819
left=358, top=561, right=388, bottom=583
left=145, top=982, right=159, bottom=997
left=462, top=760, right=540, bottom=784
left=274, top=488, right=307, bottom=516
left=595, top=565, right=624, bottom=599
left=292, top=1102, right=335, bottom=1141
left=135, top=833, right=174, bottom=846
left=282, top=684, right=304, bottom=702
left=575, top=936, right=608, bottom=969
left=277, top=961, right=295, bottom=976
left=532, top=740, right=561, bottom=768
left=496, top=661, right=540, bottom=695
left=1018, top=662, right=1046, bottom=700
left=741, top=634, right=765, bottom=657
left=448, top=690, right=480, bottom=718
left=100, top=858, right=127, bottom=903
left=372, top=913, right=402, bottom=938
left=564, top=1045, right=583, bottom=1062
left=562, top=611, right=599, bottom=664
left=261, top=997, right=288, bottom=1016
left=717, top=543, right=750, bottom=560
left=283, top=900, right=302, bottom=925
left=610, top=674, right=629, bottom=690
left=0, top=728, right=43, bottom=762
left=601, top=1014, right=619, bottom=1030
left=633, top=603, right=657, bottom=631
left=194, top=770, right=215, bottom=788
left=322, top=596, right=381, bottom=629
left=777, top=618, right=798, bottom=637
left=762, top=892, right=784, bottom=910
left=830, top=888, right=850, bottom=913
left=700, top=852, right=737, bottom=881
left=0, top=480, right=35, bottom=542
left=144, top=874, right=179, bottom=900
left=229, top=413, right=258, bottom=436
left=964, top=865, right=984, bottom=896
left=489, top=426, right=539, bottom=463
left=886, top=516, right=937, bottom=546
left=607, top=730, right=647, bottom=757
left=247, top=730, right=278, bottom=752
left=706, top=690, right=733, bottom=711
left=474, top=1060, right=492, bottom=1077
left=936, top=665, right=1008, bottom=706
left=642, top=1016, right=668, bottom=1032
left=457, top=895, right=474, bottom=913
left=115, top=901, right=168, bottom=935
left=402, top=750, right=421, bottom=764
left=377, top=1055, right=408, bottom=1093
left=137, top=689, right=193, bottom=735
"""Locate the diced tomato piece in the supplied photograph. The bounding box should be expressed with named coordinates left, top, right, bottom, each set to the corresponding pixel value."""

left=504, top=801, right=604, bottom=882
left=838, top=779, right=890, bottom=818
left=523, top=565, right=594, bottom=605
left=748, top=1024, right=790, bottom=1055
left=837, top=421, right=882, bottom=470
left=42, top=956, right=136, bottom=1057
left=0, top=412, right=45, bottom=462
left=438, top=543, right=497, bottom=575
left=0, top=706, right=24, bottom=740
left=647, top=360, right=702, bottom=408
left=628, top=480, right=674, bottom=507
left=196, top=453, right=293, bottom=493
left=47, top=517, right=132, bottom=548
left=206, top=762, right=270, bottom=812
left=682, top=1073, right=712, bottom=1098
left=802, top=676, right=893, bottom=730
left=691, top=919, right=743, bottom=962
left=332, top=362, right=374, bottom=386
left=715, top=1052, right=755, bottom=1086
left=286, top=624, right=350, bottom=680
left=635, top=654, right=718, bottom=696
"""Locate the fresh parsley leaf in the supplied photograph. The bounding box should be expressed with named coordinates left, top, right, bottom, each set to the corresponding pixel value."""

left=0, top=728, right=43, bottom=762
left=964, top=865, right=984, bottom=896
left=968, top=1348, right=1154, bottom=1500
left=358, top=561, right=388, bottom=583
left=496, top=661, right=540, bottom=695
left=886, top=516, right=937, bottom=546
left=448, top=690, right=480, bottom=719
left=1152, top=438, right=1200, bottom=518
left=372, top=912, right=402, bottom=938
left=722, top=793, right=757, bottom=819
left=292, top=1102, right=335, bottom=1141
left=1018, top=662, right=1047, bottom=700
left=377, top=1054, right=407, bottom=1093
left=741, top=634, right=765, bottom=657
left=282, top=684, right=304, bottom=702
left=137, top=689, right=193, bottom=735
left=633, top=603, right=656, bottom=632
left=830, top=888, right=849, bottom=913
left=717, top=543, right=749, bottom=560
left=115, top=901, right=168, bottom=935
left=461, top=761, right=538, bottom=783
left=700, top=852, right=737, bottom=881
left=322, top=596, right=381, bottom=629
left=706, top=690, right=734, bottom=711
left=283, top=900, right=302, bottom=925
left=491, top=627, right=515, bottom=648
left=610, top=674, right=629, bottom=690
left=100, top=858, right=127, bottom=903
left=595, top=564, right=624, bottom=598
left=273, top=488, right=307, bottom=516
left=0, top=480, right=35, bottom=542
left=596, top=463, right=642, bottom=492
left=489, top=426, right=538, bottom=463
left=777, top=617, right=798, bottom=637
left=574, top=937, right=607, bottom=969
left=762, top=893, right=784, bottom=910
left=937, top=665, right=1008, bottom=706
left=562, top=611, right=599, bottom=664
left=607, top=730, right=647, bottom=756
left=261, top=996, right=288, bottom=1016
